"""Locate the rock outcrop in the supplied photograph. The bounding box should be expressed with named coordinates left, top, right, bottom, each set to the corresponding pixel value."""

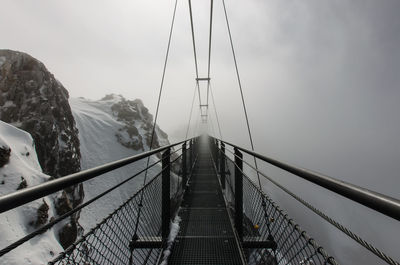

left=0, top=145, right=11, bottom=167
left=103, top=94, right=170, bottom=153
left=0, top=50, right=83, bottom=249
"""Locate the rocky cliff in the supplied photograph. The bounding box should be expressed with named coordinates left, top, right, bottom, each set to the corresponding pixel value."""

left=0, top=50, right=83, bottom=248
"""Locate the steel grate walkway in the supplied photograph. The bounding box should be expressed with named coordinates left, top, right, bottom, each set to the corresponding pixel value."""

left=168, top=143, right=244, bottom=265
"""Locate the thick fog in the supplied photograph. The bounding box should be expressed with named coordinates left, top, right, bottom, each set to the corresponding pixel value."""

left=1, top=0, right=399, bottom=264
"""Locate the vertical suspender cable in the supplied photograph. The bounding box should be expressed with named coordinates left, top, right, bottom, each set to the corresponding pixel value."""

left=206, top=0, right=214, bottom=108
left=221, top=0, right=262, bottom=188
left=185, top=83, right=198, bottom=139
left=208, top=113, right=217, bottom=137
left=222, top=0, right=277, bottom=256
left=194, top=108, right=200, bottom=136
left=209, top=83, right=223, bottom=139
left=130, top=0, right=178, bottom=263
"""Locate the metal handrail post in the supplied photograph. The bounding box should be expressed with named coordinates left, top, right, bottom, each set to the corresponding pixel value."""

left=162, top=148, right=171, bottom=240
left=182, top=143, right=187, bottom=189
left=220, top=142, right=226, bottom=190
left=215, top=140, right=219, bottom=172
left=190, top=139, right=193, bottom=168
left=234, top=147, right=243, bottom=241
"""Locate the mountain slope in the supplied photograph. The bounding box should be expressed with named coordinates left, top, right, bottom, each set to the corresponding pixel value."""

left=0, top=121, right=63, bottom=264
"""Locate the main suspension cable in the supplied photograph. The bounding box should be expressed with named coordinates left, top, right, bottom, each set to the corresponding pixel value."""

left=206, top=0, right=214, bottom=107
left=188, top=0, right=202, bottom=105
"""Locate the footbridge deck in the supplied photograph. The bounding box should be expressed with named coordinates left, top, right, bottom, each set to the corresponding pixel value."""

left=168, top=141, right=244, bottom=264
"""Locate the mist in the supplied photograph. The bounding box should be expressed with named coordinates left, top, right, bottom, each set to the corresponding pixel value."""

left=1, top=0, right=399, bottom=264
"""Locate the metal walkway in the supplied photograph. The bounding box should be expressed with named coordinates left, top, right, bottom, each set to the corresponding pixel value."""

left=168, top=142, right=244, bottom=265
left=2, top=136, right=400, bottom=265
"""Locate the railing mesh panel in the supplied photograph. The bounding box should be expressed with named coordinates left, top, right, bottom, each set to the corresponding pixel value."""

left=50, top=175, right=163, bottom=265
left=223, top=156, right=337, bottom=265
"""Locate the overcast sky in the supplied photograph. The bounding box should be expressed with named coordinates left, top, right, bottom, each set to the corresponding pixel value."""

left=1, top=0, right=400, bottom=264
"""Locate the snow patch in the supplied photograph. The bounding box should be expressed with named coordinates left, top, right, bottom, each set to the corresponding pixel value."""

left=0, top=121, right=63, bottom=265
left=160, top=214, right=182, bottom=265
left=3, top=101, right=16, bottom=108
left=0, top=56, right=6, bottom=67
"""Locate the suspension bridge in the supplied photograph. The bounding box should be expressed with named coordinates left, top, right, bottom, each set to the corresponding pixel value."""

left=1, top=0, right=400, bottom=264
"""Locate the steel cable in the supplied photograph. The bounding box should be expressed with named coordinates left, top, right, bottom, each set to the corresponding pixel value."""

left=209, top=83, right=223, bottom=139
left=131, top=0, right=179, bottom=262
left=185, top=82, right=198, bottom=139
left=206, top=0, right=214, bottom=107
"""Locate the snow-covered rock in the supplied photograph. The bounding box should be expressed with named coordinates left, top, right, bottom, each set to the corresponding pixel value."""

left=70, top=95, right=175, bottom=231
left=0, top=49, right=83, bottom=249
left=0, top=121, right=63, bottom=265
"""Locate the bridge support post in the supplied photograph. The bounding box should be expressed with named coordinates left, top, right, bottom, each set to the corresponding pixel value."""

left=220, top=142, right=225, bottom=190
left=182, top=143, right=187, bottom=189
left=162, top=148, right=171, bottom=240
left=215, top=140, right=219, bottom=172
left=189, top=140, right=193, bottom=168
left=234, top=147, right=243, bottom=242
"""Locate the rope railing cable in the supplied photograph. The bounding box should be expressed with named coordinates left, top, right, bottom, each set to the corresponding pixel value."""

left=131, top=0, right=178, bottom=257
left=224, top=148, right=400, bottom=265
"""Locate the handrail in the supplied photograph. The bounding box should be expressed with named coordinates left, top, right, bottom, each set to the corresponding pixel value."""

left=214, top=137, right=400, bottom=222
left=0, top=138, right=194, bottom=214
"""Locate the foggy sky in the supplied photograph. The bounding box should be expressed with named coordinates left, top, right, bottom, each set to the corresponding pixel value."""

left=1, top=0, right=400, bottom=264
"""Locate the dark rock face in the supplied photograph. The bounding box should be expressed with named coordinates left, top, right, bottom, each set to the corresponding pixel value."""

left=105, top=95, right=170, bottom=151
left=16, top=176, right=27, bottom=190
left=0, top=50, right=83, bottom=249
left=58, top=221, right=78, bottom=249
left=29, top=200, right=50, bottom=229
left=103, top=95, right=180, bottom=169
left=0, top=145, right=11, bottom=167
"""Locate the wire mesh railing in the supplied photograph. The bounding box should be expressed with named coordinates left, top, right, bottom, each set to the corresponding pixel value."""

left=222, top=153, right=336, bottom=265
left=212, top=136, right=400, bottom=265
left=0, top=138, right=198, bottom=265
left=50, top=173, right=163, bottom=265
